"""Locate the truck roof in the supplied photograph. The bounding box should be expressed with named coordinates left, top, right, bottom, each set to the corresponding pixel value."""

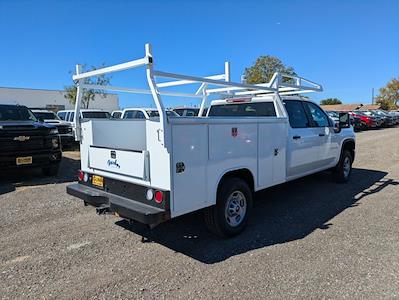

left=0, top=104, right=28, bottom=109
left=58, top=109, right=108, bottom=112
left=31, top=109, right=55, bottom=113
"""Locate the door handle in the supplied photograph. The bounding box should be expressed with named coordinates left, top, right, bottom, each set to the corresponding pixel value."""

left=293, top=135, right=301, bottom=140
left=318, top=133, right=326, bottom=137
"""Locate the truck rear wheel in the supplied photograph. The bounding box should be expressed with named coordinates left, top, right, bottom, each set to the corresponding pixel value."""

left=333, top=150, right=353, bottom=183
left=204, top=177, right=253, bottom=238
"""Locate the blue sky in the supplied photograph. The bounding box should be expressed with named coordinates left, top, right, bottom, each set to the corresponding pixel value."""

left=0, top=0, right=398, bottom=108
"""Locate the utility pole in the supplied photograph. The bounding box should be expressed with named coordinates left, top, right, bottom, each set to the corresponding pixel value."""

left=372, top=88, right=374, bottom=104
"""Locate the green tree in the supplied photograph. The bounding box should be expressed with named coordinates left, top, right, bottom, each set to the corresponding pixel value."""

left=244, top=55, right=296, bottom=84
left=376, top=77, right=399, bottom=110
left=64, top=64, right=111, bottom=109
left=320, top=98, right=342, bottom=105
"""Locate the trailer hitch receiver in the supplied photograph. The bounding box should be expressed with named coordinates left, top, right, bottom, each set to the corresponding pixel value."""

left=96, top=206, right=111, bottom=215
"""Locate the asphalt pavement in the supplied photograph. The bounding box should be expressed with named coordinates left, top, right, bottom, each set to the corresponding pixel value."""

left=0, top=128, right=398, bottom=299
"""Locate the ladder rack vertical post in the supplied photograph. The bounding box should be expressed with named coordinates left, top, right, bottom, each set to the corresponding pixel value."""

left=198, top=84, right=208, bottom=117
left=74, top=64, right=83, bottom=141
left=225, top=61, right=231, bottom=96
left=273, top=72, right=287, bottom=118
left=224, top=61, right=231, bottom=82
left=145, top=43, right=166, bottom=145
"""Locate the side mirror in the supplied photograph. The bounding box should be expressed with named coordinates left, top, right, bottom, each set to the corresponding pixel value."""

left=38, top=117, right=44, bottom=122
left=339, top=112, right=350, bottom=129
left=333, top=112, right=350, bottom=133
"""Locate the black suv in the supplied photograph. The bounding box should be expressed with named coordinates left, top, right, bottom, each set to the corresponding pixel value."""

left=0, top=104, right=62, bottom=175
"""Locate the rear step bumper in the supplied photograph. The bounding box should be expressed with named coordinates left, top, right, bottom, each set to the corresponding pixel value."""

left=67, top=183, right=170, bottom=225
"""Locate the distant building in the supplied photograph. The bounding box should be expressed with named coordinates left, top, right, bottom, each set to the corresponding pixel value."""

left=321, top=103, right=381, bottom=111
left=0, top=86, right=119, bottom=112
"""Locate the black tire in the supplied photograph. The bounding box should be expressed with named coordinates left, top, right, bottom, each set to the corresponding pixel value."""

left=333, top=150, right=353, bottom=183
left=204, top=177, right=253, bottom=238
left=42, top=164, right=60, bottom=176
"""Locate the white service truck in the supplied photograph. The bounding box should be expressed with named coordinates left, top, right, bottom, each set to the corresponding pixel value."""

left=67, top=44, right=355, bottom=237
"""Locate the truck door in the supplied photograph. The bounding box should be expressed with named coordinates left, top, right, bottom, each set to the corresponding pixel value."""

left=283, top=100, right=321, bottom=178
left=302, top=102, right=339, bottom=167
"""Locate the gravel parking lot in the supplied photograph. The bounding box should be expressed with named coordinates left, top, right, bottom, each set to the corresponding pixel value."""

left=1, top=128, right=398, bottom=299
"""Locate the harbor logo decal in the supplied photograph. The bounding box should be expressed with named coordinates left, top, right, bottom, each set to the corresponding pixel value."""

left=107, top=159, right=120, bottom=169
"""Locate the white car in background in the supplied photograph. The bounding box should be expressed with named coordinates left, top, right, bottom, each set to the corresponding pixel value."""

left=121, top=108, right=179, bottom=119
left=57, top=109, right=111, bottom=123
left=57, top=109, right=111, bottom=142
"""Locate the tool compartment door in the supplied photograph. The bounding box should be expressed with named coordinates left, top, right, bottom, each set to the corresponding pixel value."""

left=88, top=146, right=149, bottom=180
left=171, top=124, right=208, bottom=216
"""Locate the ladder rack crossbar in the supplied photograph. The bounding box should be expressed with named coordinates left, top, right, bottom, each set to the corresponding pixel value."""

left=152, top=70, right=277, bottom=92
left=157, top=74, right=225, bottom=88
left=72, top=57, right=150, bottom=81
left=80, top=84, right=203, bottom=98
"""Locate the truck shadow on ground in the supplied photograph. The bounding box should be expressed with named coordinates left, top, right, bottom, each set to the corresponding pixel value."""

left=117, top=168, right=397, bottom=264
left=0, top=156, right=80, bottom=196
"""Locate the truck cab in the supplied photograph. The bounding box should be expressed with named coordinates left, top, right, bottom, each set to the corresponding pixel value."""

left=0, top=104, right=62, bottom=175
left=208, top=96, right=355, bottom=182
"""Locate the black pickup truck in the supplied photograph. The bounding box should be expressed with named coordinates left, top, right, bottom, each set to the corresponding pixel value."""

left=0, top=104, right=62, bottom=175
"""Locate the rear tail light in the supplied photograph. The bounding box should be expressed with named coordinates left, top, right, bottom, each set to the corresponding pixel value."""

left=78, top=170, right=84, bottom=181
left=154, top=191, right=164, bottom=204
left=78, top=171, right=88, bottom=182
left=146, top=189, right=154, bottom=201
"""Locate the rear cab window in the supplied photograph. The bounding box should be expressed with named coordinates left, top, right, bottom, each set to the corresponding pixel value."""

left=208, top=102, right=277, bottom=117
left=123, top=110, right=138, bottom=119
left=123, top=110, right=147, bottom=119
left=82, top=111, right=110, bottom=119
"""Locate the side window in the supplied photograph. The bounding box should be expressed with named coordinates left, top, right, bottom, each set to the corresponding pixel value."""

left=58, top=112, right=66, bottom=120
left=283, top=100, right=310, bottom=128
left=304, top=102, right=330, bottom=127
left=69, top=112, right=75, bottom=121
left=135, top=111, right=146, bottom=119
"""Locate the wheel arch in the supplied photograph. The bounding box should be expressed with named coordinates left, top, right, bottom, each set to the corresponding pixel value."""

left=215, top=168, right=255, bottom=200
left=341, top=138, right=356, bottom=162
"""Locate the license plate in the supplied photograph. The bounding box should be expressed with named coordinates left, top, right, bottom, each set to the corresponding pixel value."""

left=92, top=175, right=104, bottom=187
left=16, top=156, right=32, bottom=165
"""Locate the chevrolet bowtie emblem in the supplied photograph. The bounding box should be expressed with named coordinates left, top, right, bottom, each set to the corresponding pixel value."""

left=13, top=136, right=30, bottom=142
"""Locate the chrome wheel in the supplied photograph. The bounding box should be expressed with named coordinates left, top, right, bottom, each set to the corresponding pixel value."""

left=343, top=156, right=351, bottom=178
left=224, top=191, right=247, bottom=227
